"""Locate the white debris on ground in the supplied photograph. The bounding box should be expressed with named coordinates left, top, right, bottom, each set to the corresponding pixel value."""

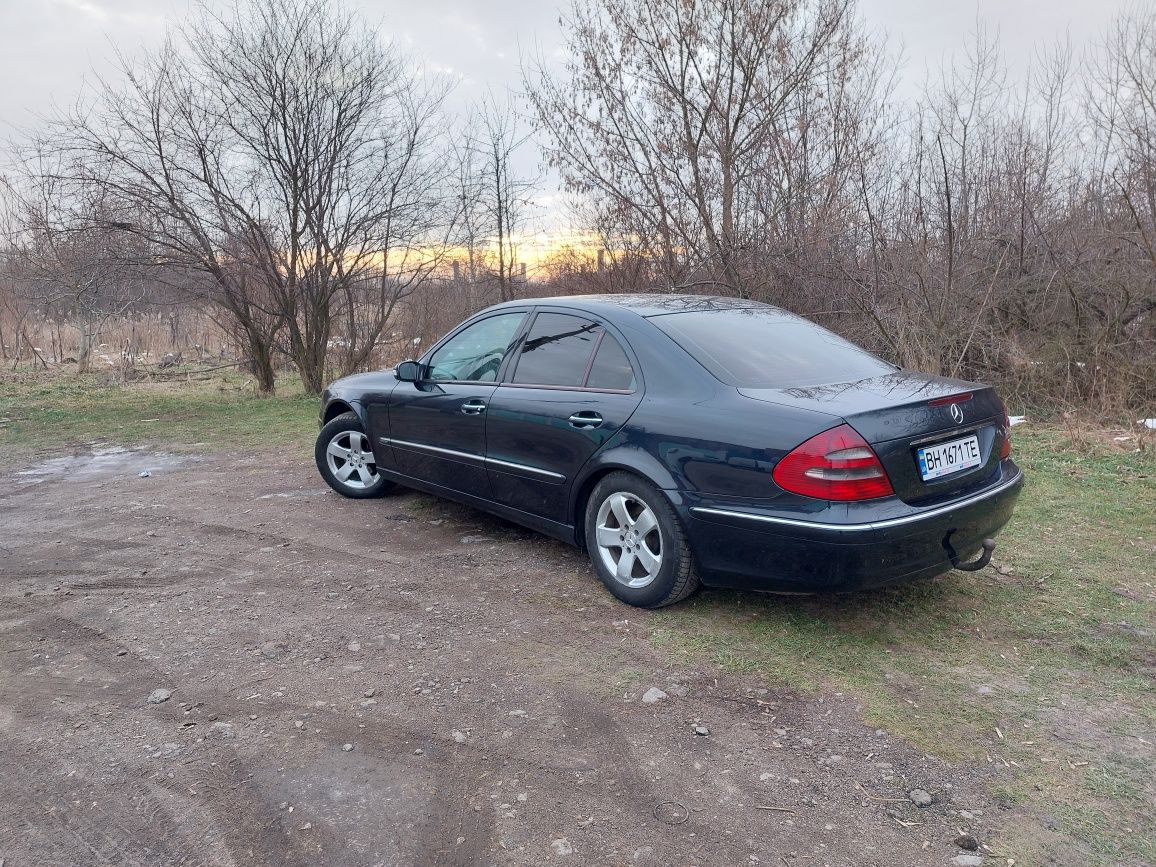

left=1139, top=418, right=1156, bottom=430
left=1008, top=415, right=1026, bottom=426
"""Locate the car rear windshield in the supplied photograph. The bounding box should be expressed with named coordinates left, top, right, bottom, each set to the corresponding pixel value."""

left=650, top=308, right=896, bottom=388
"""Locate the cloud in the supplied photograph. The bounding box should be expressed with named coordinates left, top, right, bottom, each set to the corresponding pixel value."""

left=438, top=10, right=488, bottom=50
left=48, top=0, right=171, bottom=26
left=52, top=0, right=109, bottom=20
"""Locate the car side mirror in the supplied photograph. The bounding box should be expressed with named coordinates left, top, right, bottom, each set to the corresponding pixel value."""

left=395, top=360, right=424, bottom=382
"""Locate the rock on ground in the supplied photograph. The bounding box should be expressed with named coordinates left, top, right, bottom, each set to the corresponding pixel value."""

left=954, top=833, right=979, bottom=851
left=908, top=788, right=933, bottom=807
left=551, top=837, right=574, bottom=856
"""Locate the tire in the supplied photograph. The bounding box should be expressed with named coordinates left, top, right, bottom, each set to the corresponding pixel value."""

left=585, top=471, right=700, bottom=608
left=315, top=412, right=395, bottom=499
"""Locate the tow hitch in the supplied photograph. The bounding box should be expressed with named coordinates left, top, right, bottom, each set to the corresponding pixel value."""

left=948, top=537, right=996, bottom=572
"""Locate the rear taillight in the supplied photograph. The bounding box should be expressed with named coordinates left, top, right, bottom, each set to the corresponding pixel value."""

left=1000, top=409, right=1012, bottom=459
left=773, top=424, right=894, bottom=501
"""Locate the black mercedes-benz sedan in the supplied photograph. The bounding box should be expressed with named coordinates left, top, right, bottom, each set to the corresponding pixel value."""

left=314, top=295, right=1023, bottom=607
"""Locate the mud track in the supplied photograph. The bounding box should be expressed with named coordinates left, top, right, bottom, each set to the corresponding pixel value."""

left=0, top=446, right=999, bottom=865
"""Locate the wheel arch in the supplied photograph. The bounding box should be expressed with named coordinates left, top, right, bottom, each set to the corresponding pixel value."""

left=323, top=399, right=366, bottom=426
left=570, top=448, right=681, bottom=550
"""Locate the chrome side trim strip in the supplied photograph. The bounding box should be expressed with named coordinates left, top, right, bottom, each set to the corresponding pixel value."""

left=689, top=470, right=1023, bottom=533
left=380, top=437, right=565, bottom=481
left=380, top=437, right=484, bottom=465
left=484, top=456, right=566, bottom=481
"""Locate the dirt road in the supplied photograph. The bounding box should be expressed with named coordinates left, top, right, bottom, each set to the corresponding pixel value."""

left=0, top=445, right=1001, bottom=866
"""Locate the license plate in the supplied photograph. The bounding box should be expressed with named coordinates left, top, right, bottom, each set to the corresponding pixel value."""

left=917, top=434, right=982, bottom=481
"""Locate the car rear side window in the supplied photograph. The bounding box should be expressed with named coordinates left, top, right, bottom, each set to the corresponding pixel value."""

left=512, top=313, right=603, bottom=387
left=650, top=309, right=895, bottom=388
left=585, top=333, right=636, bottom=391
left=426, top=312, right=525, bottom=382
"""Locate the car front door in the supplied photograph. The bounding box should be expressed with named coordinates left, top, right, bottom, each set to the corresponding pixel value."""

left=484, top=311, right=643, bottom=523
left=384, top=310, right=527, bottom=497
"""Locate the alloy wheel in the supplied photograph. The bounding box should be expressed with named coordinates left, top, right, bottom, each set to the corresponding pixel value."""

left=594, top=492, right=663, bottom=588
left=325, top=430, right=379, bottom=490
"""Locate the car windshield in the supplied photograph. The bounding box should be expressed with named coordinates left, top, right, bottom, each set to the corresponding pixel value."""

left=650, top=308, right=896, bottom=388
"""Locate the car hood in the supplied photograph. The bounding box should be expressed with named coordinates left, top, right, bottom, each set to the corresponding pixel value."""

left=326, top=370, right=398, bottom=393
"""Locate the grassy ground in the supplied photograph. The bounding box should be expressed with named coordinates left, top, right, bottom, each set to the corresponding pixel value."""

left=652, top=426, right=1156, bottom=865
left=2, top=369, right=1153, bottom=864
left=0, top=370, right=317, bottom=463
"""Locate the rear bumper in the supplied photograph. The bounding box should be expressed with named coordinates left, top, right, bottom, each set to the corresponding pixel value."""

left=682, top=465, right=1024, bottom=592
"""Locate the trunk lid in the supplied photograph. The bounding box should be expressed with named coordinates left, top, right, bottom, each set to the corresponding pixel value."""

left=740, top=371, right=1009, bottom=505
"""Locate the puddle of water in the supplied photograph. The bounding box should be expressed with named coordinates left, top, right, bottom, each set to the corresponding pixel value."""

left=14, top=445, right=194, bottom=483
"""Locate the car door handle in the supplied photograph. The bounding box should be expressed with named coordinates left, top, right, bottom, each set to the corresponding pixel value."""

left=568, top=411, right=603, bottom=429
left=461, top=399, right=487, bottom=415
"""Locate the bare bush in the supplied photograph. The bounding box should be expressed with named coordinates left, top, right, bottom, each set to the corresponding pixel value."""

left=529, top=0, right=1156, bottom=414
left=4, top=0, right=1156, bottom=414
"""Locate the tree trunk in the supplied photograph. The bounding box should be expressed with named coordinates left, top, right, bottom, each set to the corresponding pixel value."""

left=248, top=337, right=277, bottom=395
left=298, top=358, right=325, bottom=395
left=77, top=319, right=95, bottom=373
left=230, top=315, right=277, bottom=394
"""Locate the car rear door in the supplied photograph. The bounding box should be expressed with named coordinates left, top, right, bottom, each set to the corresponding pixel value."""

left=384, top=310, right=528, bottom=497
left=484, top=310, right=643, bottom=523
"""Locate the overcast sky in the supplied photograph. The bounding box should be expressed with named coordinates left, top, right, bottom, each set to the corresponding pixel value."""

left=0, top=0, right=1138, bottom=234
left=0, top=0, right=1136, bottom=122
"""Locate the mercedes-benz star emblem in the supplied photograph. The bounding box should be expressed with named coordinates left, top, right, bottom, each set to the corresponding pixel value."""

left=950, top=403, right=964, bottom=424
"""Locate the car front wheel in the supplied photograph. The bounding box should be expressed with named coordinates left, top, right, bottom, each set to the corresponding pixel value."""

left=585, top=472, right=700, bottom=608
left=315, top=412, right=395, bottom=499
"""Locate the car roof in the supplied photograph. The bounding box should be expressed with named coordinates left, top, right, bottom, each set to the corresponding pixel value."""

left=485, top=293, right=785, bottom=321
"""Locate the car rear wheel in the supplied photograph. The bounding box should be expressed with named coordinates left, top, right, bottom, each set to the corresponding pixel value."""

left=585, top=472, right=700, bottom=607
left=315, top=412, right=395, bottom=499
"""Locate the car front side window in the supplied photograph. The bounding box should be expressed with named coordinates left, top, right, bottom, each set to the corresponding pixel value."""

left=426, top=313, right=525, bottom=382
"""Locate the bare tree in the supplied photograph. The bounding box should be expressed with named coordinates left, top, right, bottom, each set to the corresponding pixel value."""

left=526, top=0, right=884, bottom=296
left=0, top=175, right=19, bottom=360
left=32, top=0, right=453, bottom=394
left=474, top=92, right=537, bottom=301
left=843, top=26, right=1015, bottom=376
left=1087, top=9, right=1156, bottom=336
left=3, top=158, right=149, bottom=373
left=842, top=22, right=1154, bottom=401
left=8, top=0, right=1156, bottom=413
left=452, top=92, right=537, bottom=302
